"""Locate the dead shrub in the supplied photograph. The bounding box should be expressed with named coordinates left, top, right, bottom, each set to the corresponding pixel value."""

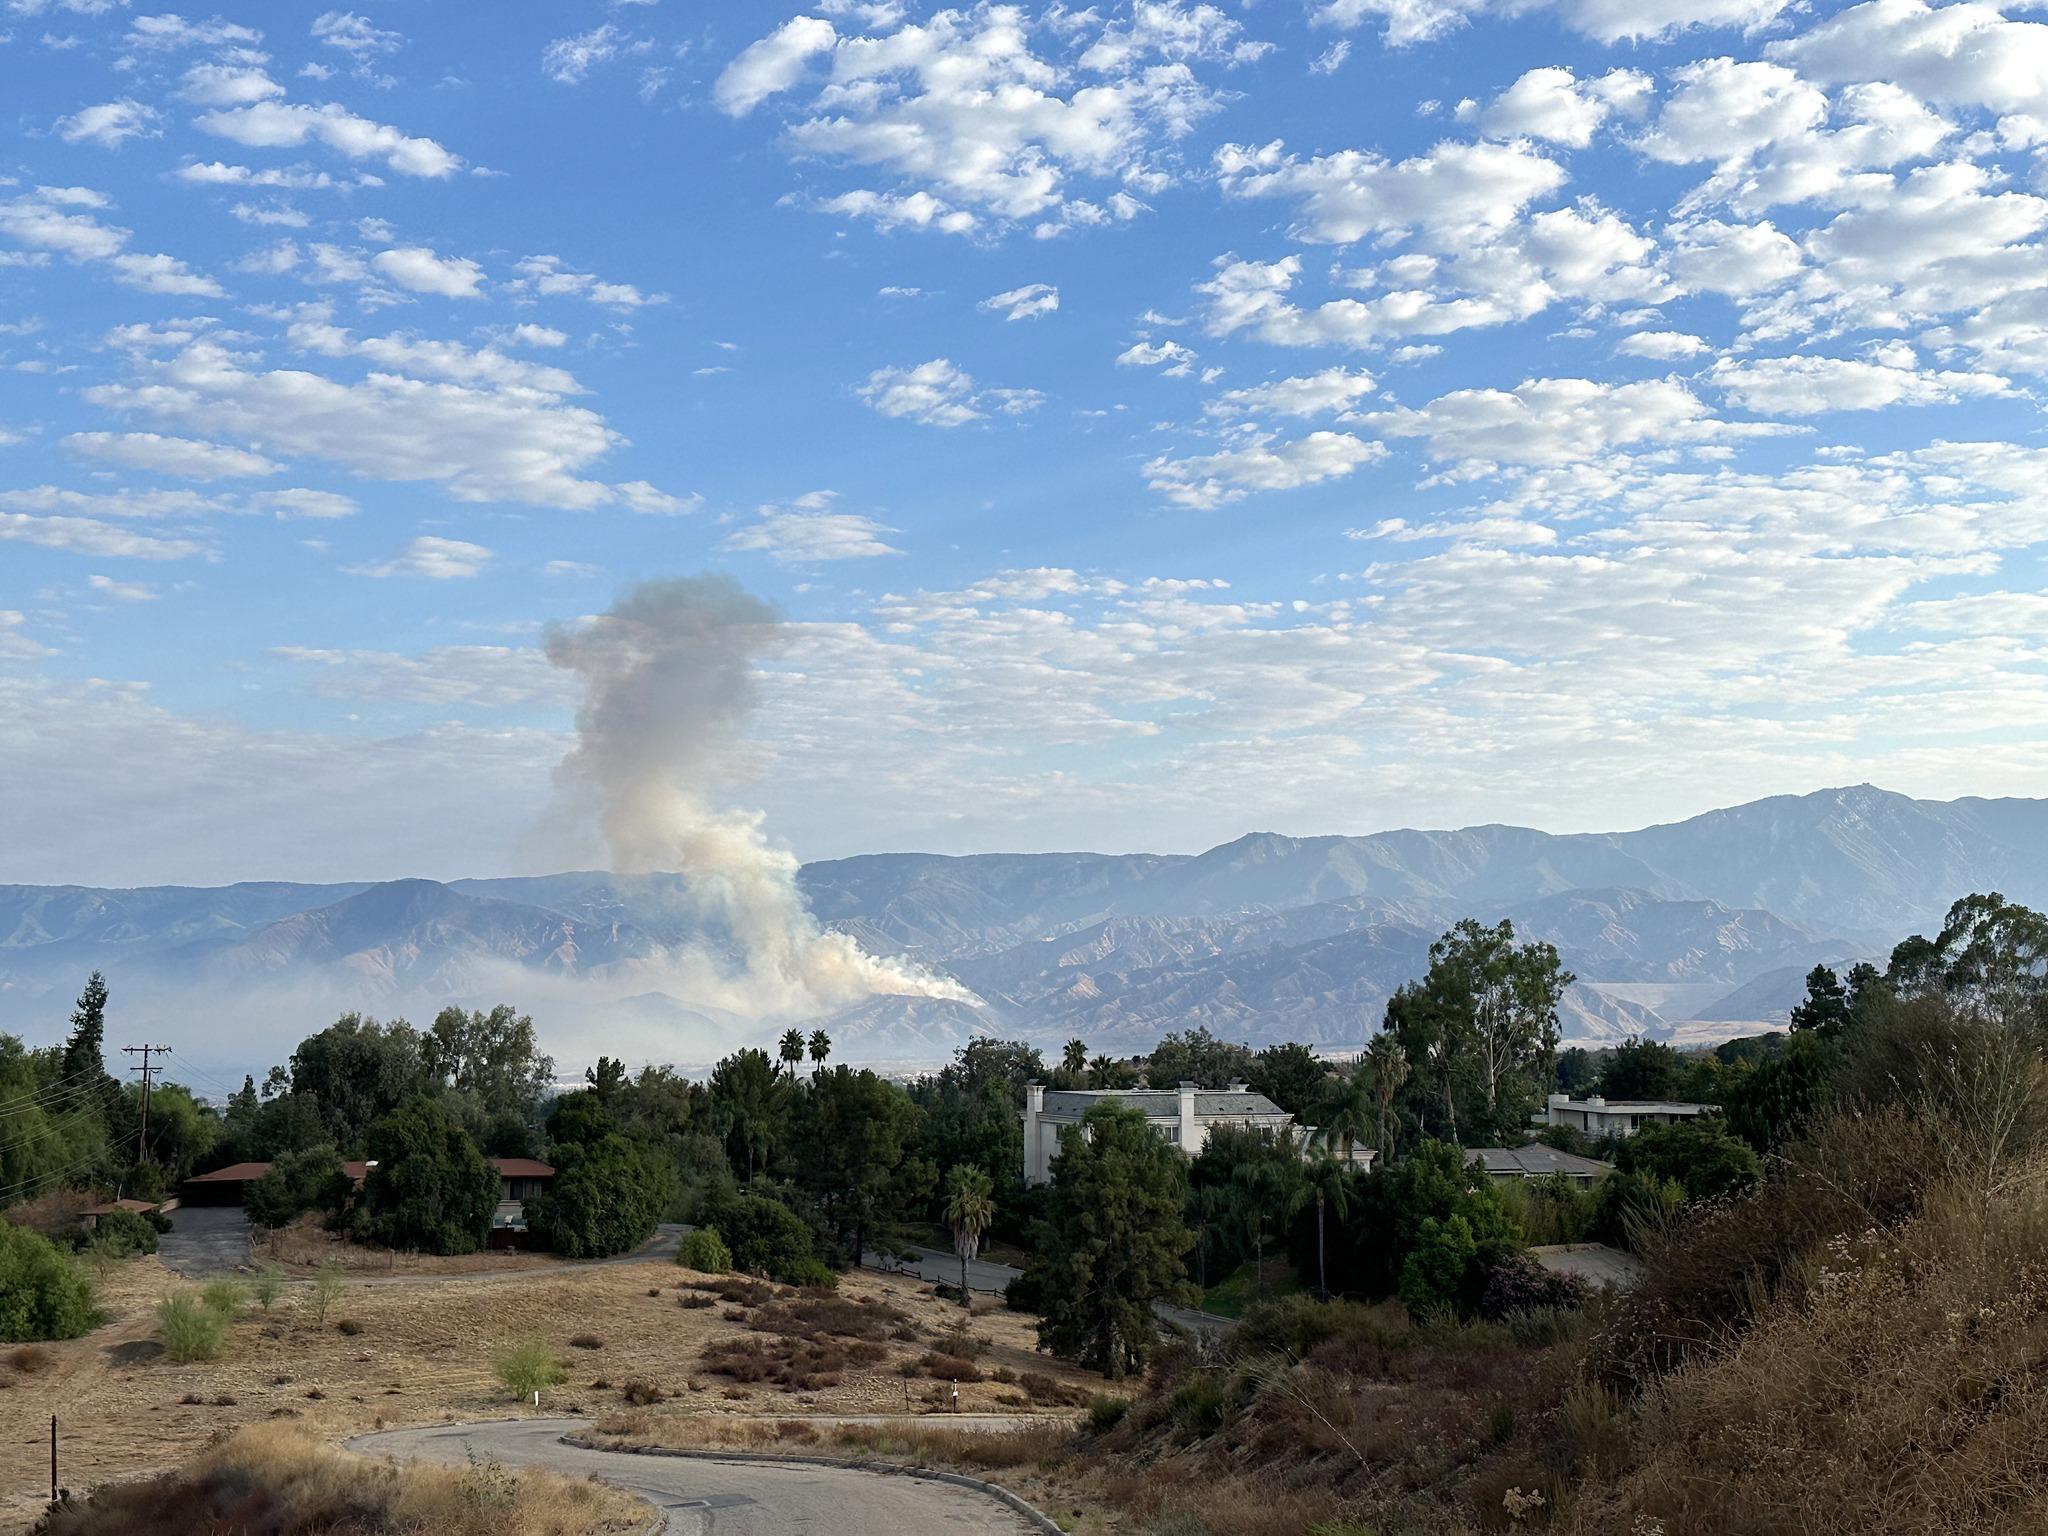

left=568, top=1334, right=604, bottom=1350
left=619, top=1379, right=664, bottom=1406
left=8, top=1345, right=56, bottom=1375
left=678, top=1293, right=715, bottom=1310
left=921, top=1352, right=982, bottom=1382
left=701, top=1333, right=885, bottom=1392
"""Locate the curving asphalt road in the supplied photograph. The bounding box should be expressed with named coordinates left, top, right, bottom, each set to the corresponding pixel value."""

left=346, top=1417, right=1047, bottom=1535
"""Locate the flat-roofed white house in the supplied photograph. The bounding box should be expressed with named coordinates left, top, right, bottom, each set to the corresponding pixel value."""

left=1023, top=1081, right=1348, bottom=1185
left=1538, top=1093, right=1711, bottom=1139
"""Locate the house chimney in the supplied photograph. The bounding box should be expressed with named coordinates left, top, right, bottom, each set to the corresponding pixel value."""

left=1179, top=1081, right=1197, bottom=1152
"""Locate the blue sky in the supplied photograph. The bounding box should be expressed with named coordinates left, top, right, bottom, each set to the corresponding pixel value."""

left=3, top=0, right=2047, bottom=887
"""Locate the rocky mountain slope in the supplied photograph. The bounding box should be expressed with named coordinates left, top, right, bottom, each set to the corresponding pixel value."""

left=1, top=786, right=2039, bottom=1065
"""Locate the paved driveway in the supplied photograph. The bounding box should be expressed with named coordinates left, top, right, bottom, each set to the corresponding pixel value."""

left=347, top=1418, right=1046, bottom=1535
left=864, top=1244, right=1229, bottom=1340
left=157, top=1205, right=252, bottom=1277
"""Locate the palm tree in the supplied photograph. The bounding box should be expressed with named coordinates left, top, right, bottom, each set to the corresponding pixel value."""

left=777, top=1028, right=805, bottom=1079
left=807, top=1029, right=831, bottom=1074
left=1363, top=1033, right=1410, bottom=1160
left=1315, top=1066, right=1375, bottom=1166
left=942, top=1165, right=995, bottom=1311
left=1304, top=1147, right=1352, bottom=1302
left=1062, top=1038, right=1089, bottom=1082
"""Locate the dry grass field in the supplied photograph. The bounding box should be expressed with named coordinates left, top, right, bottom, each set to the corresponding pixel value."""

left=36, top=1422, right=646, bottom=1536
left=0, top=1253, right=1105, bottom=1534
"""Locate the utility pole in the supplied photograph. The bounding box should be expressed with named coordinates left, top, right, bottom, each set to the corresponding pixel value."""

left=121, top=1044, right=172, bottom=1167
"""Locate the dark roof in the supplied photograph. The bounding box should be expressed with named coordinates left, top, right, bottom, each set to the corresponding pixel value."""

left=82, top=1198, right=161, bottom=1216
left=488, top=1157, right=555, bottom=1178
left=185, top=1161, right=273, bottom=1183
left=1467, top=1145, right=1614, bottom=1179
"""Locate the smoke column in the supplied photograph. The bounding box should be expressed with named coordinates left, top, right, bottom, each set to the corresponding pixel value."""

left=545, top=575, right=973, bottom=1016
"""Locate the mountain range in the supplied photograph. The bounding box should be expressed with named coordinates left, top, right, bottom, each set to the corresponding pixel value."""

left=3, top=786, right=2043, bottom=1074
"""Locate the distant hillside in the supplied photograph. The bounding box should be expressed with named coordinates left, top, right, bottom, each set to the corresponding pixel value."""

left=0, top=785, right=2037, bottom=1069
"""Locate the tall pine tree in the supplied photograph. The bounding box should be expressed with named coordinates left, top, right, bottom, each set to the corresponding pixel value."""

left=60, top=971, right=111, bottom=1088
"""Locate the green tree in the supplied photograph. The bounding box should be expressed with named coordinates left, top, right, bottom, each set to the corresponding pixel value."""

left=59, top=972, right=113, bottom=1095
left=1398, top=1213, right=1477, bottom=1316
left=1146, top=1026, right=1255, bottom=1089
left=288, top=1014, right=430, bottom=1152
left=1555, top=1046, right=1598, bottom=1093
left=1789, top=965, right=1853, bottom=1038
left=808, top=1029, right=832, bottom=1072
left=1061, top=1038, right=1089, bottom=1082
left=357, top=1096, right=498, bottom=1254
left=1312, top=1063, right=1375, bottom=1164
left=1724, top=1030, right=1834, bottom=1153
left=0, top=1223, right=99, bottom=1340
left=943, top=1164, right=996, bottom=1309
left=523, top=1134, right=670, bottom=1258
left=1250, top=1041, right=1326, bottom=1117
left=1889, top=893, right=2048, bottom=1032
left=700, top=1191, right=820, bottom=1283
left=1423, top=919, right=1572, bottom=1125
left=424, top=1004, right=554, bottom=1128
left=1304, top=1146, right=1352, bottom=1302
left=1027, top=1103, right=1194, bottom=1378
left=585, top=1055, right=630, bottom=1105
left=1598, top=1037, right=1685, bottom=1100
left=790, top=1066, right=919, bottom=1264
left=1618, top=1118, right=1761, bottom=1203
left=707, top=1048, right=786, bottom=1182
left=1363, top=1033, right=1410, bottom=1158
left=244, top=1144, right=352, bottom=1229
left=778, top=1029, right=806, bottom=1079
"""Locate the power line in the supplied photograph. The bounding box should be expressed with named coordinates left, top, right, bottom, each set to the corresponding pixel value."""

left=0, top=1064, right=118, bottom=1119
left=0, top=1079, right=124, bottom=1162
left=121, top=1043, right=172, bottom=1170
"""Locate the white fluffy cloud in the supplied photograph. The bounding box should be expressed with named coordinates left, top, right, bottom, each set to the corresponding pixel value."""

left=1314, top=0, right=1794, bottom=48
left=509, top=255, right=665, bottom=308
left=86, top=339, right=625, bottom=509
left=195, top=101, right=461, bottom=178
left=349, top=535, right=493, bottom=580
left=1145, top=431, right=1385, bottom=507
left=1205, top=368, right=1378, bottom=418
left=722, top=6, right=1235, bottom=229
left=372, top=246, right=486, bottom=298
left=1359, top=376, right=1770, bottom=471
left=715, top=15, right=838, bottom=114
left=722, top=494, right=902, bottom=563
left=64, top=430, right=282, bottom=480
left=857, top=358, right=1041, bottom=426
left=1476, top=66, right=1651, bottom=147
left=1217, top=136, right=1566, bottom=246
left=0, top=187, right=222, bottom=296
left=1616, top=331, right=1710, bottom=359
left=56, top=98, right=159, bottom=148
left=980, top=282, right=1059, bottom=321
left=1708, top=352, right=2010, bottom=415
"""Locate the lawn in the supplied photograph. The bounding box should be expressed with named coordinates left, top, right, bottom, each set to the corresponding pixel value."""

left=1200, top=1256, right=1305, bottom=1319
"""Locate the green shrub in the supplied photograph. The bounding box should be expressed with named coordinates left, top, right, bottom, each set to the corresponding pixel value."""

left=1169, top=1374, right=1228, bottom=1436
left=676, top=1227, right=733, bottom=1273
left=250, top=1267, right=283, bottom=1312
left=200, top=1280, right=245, bottom=1318
left=0, top=1222, right=99, bottom=1342
left=310, top=1261, right=346, bottom=1323
left=86, top=1208, right=159, bottom=1259
left=1087, top=1395, right=1130, bottom=1432
left=157, top=1292, right=227, bottom=1363
left=785, top=1256, right=837, bottom=1289
left=492, top=1336, right=568, bottom=1398
left=358, top=1097, right=498, bottom=1256
left=1398, top=1214, right=1478, bottom=1317
left=700, top=1193, right=821, bottom=1285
